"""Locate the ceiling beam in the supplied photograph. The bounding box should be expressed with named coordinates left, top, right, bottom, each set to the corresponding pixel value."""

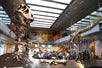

left=0, top=16, right=9, bottom=18
left=34, top=17, right=55, bottom=21
left=84, top=18, right=91, bottom=20
left=42, top=0, right=68, bottom=5
left=90, top=14, right=101, bottom=17
left=0, top=9, right=4, bottom=11
left=27, top=3, right=64, bottom=10
left=84, top=18, right=99, bottom=21
left=81, top=21, right=90, bottom=22
left=31, top=23, right=52, bottom=26
left=97, top=10, right=102, bottom=12
left=34, top=14, right=58, bottom=18
left=31, top=9, right=60, bottom=15
left=0, top=13, right=7, bottom=15
left=1, top=19, right=11, bottom=21
left=73, top=24, right=87, bottom=27
left=51, top=0, right=99, bottom=32
left=33, top=20, right=53, bottom=23
left=73, top=24, right=80, bottom=26
left=77, top=23, right=90, bottom=25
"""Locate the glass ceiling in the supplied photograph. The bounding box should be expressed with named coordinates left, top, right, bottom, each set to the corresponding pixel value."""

left=26, top=0, right=72, bottom=28
left=0, top=0, right=71, bottom=28
left=67, top=7, right=102, bottom=31
left=0, top=6, right=11, bottom=24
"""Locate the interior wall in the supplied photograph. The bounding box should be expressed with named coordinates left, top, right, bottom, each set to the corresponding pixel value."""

left=52, top=45, right=60, bottom=51
left=95, top=39, right=102, bottom=58
left=0, top=44, right=4, bottom=55
left=0, top=34, right=7, bottom=55
left=3, top=43, right=15, bottom=54
left=3, top=43, right=8, bottom=54
left=37, top=33, right=48, bottom=42
left=89, top=38, right=95, bottom=53
left=31, top=32, right=60, bottom=43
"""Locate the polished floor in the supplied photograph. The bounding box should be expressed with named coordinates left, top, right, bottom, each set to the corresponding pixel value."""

left=30, top=59, right=102, bottom=68
left=0, top=53, right=102, bottom=68
left=31, top=59, right=84, bottom=68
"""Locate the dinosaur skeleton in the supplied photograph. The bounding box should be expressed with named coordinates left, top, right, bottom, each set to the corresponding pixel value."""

left=69, top=23, right=94, bottom=61
left=10, top=4, right=34, bottom=41
left=70, top=23, right=93, bottom=45
left=16, top=4, right=34, bottom=23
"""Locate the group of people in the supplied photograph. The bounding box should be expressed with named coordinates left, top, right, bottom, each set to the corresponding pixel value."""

left=12, top=42, right=91, bottom=63
left=31, top=49, right=91, bottom=62
left=32, top=50, right=70, bottom=60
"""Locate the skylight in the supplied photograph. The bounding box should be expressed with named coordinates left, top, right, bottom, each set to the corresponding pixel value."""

left=34, top=16, right=57, bottom=20
left=33, top=22, right=53, bottom=25
left=53, top=0, right=72, bottom=4
left=26, top=0, right=71, bottom=28
left=30, top=5, right=63, bottom=13
left=34, top=18, right=55, bottom=23
left=32, top=11, right=60, bottom=17
left=0, top=6, right=10, bottom=24
left=31, top=23, right=52, bottom=28
left=66, top=7, right=102, bottom=31
left=27, top=0, right=67, bottom=9
left=0, top=15, right=8, bottom=17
